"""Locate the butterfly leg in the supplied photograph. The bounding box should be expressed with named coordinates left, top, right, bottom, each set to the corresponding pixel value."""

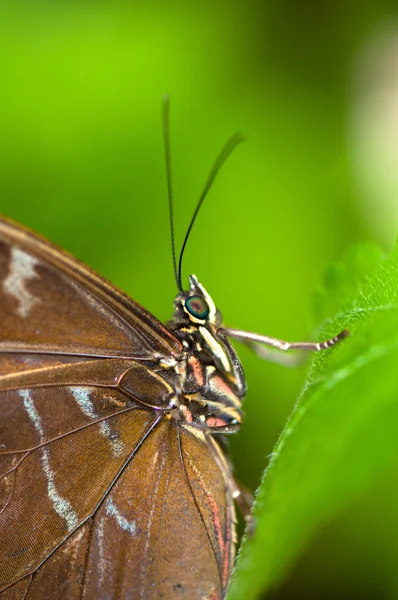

left=219, top=327, right=349, bottom=354
left=246, top=342, right=307, bottom=367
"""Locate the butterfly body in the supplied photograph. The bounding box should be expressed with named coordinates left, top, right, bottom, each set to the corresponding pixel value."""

left=0, top=218, right=244, bottom=599
left=0, top=214, right=348, bottom=599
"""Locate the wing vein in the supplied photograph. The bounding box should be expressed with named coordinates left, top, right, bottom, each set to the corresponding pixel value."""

left=0, top=414, right=163, bottom=595
left=139, top=435, right=170, bottom=600
left=176, top=428, right=224, bottom=591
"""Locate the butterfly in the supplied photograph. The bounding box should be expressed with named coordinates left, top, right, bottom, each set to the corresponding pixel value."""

left=0, top=102, right=348, bottom=599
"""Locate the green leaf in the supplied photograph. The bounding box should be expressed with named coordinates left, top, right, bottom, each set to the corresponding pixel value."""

left=228, top=241, right=398, bottom=600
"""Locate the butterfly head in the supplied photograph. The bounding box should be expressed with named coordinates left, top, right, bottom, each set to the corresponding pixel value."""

left=173, top=274, right=222, bottom=329
left=169, top=274, right=246, bottom=431
left=170, top=274, right=242, bottom=381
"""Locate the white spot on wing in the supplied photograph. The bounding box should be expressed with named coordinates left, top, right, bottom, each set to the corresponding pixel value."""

left=105, top=496, right=136, bottom=534
left=20, top=389, right=78, bottom=531
left=70, top=386, right=124, bottom=457
left=70, top=386, right=96, bottom=417
left=96, top=516, right=106, bottom=588
left=3, top=247, right=39, bottom=317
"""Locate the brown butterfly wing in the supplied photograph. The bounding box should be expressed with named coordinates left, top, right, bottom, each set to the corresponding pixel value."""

left=0, top=218, right=235, bottom=599
left=0, top=217, right=180, bottom=358
left=0, top=385, right=159, bottom=589
left=1, top=390, right=233, bottom=599
left=73, top=423, right=233, bottom=599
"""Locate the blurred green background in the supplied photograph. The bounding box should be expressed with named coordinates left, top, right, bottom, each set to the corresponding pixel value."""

left=1, top=2, right=398, bottom=598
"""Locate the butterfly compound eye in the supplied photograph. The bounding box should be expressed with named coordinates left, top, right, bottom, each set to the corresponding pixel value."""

left=185, top=295, right=210, bottom=320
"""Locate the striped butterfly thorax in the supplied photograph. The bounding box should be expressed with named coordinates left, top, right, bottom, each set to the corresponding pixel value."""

left=0, top=104, right=348, bottom=599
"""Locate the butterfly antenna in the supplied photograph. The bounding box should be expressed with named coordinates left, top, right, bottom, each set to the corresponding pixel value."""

left=162, top=95, right=181, bottom=291
left=177, top=131, right=245, bottom=290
